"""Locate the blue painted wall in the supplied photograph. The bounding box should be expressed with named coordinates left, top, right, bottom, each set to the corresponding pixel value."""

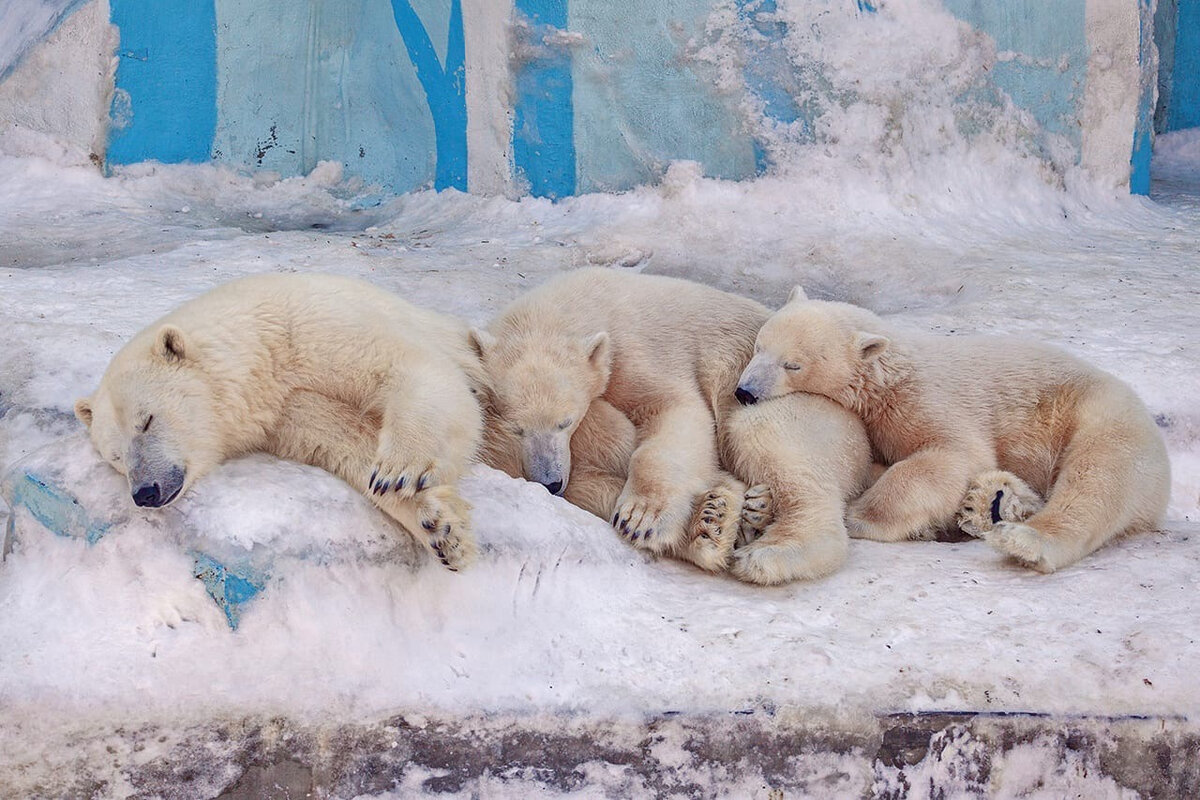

left=97, top=0, right=1157, bottom=195
left=1168, top=0, right=1200, bottom=131
left=569, top=0, right=756, bottom=192
left=107, top=0, right=217, bottom=165
left=942, top=0, right=1087, bottom=156
left=512, top=0, right=576, bottom=198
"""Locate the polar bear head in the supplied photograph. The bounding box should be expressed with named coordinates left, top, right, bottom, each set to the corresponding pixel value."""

left=75, top=324, right=224, bottom=508
left=471, top=326, right=612, bottom=496
left=736, top=287, right=889, bottom=406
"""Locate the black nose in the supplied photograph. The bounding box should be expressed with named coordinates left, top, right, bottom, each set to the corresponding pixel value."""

left=735, top=387, right=758, bottom=406
left=542, top=480, right=563, bottom=496
left=132, top=483, right=162, bottom=507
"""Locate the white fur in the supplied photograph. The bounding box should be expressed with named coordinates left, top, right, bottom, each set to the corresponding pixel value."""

left=478, top=268, right=873, bottom=582
left=76, top=273, right=486, bottom=570
left=748, top=296, right=1171, bottom=572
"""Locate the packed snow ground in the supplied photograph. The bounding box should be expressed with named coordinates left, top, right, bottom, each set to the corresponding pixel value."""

left=1, top=136, right=1199, bottom=794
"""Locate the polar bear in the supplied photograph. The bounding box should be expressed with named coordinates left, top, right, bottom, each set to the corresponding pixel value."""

left=75, top=273, right=487, bottom=569
left=472, top=268, right=874, bottom=584
left=737, top=288, right=1171, bottom=572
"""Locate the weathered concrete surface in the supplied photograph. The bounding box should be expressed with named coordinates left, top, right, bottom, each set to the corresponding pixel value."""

left=3, top=711, right=1196, bottom=798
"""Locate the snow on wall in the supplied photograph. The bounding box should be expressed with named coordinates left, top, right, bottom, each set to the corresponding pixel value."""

left=0, top=0, right=1160, bottom=195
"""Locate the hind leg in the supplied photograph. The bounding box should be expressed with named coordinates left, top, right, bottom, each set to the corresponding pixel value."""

left=983, top=415, right=1169, bottom=572
left=719, top=393, right=874, bottom=585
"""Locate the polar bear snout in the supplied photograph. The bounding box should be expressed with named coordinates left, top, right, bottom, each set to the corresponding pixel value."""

left=130, top=465, right=185, bottom=508
left=521, top=431, right=571, bottom=496
left=737, top=354, right=779, bottom=405
left=129, top=437, right=187, bottom=508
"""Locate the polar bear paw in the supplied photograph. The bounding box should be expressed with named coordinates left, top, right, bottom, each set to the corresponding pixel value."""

left=730, top=532, right=847, bottom=586
left=983, top=521, right=1057, bottom=574
left=685, top=486, right=742, bottom=572
left=957, top=470, right=1044, bottom=539
left=369, top=446, right=452, bottom=501
left=737, top=484, right=773, bottom=548
left=613, top=490, right=687, bottom=554
left=416, top=486, right=476, bottom=571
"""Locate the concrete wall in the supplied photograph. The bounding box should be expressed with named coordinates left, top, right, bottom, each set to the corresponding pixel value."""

left=0, top=0, right=1169, bottom=194
left=1156, top=0, right=1200, bottom=133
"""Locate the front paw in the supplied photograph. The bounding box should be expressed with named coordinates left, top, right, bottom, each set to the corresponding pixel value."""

left=737, top=484, right=773, bottom=548
left=416, top=486, right=476, bottom=571
left=613, top=490, right=685, bottom=553
left=369, top=447, right=450, bottom=501
left=957, top=470, right=1044, bottom=538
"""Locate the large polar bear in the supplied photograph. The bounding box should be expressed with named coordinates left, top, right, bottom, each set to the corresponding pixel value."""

left=471, top=268, right=874, bottom=585
left=75, top=273, right=487, bottom=569
left=736, top=288, right=1171, bottom=572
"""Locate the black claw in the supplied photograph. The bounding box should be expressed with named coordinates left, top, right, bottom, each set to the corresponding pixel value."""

left=990, top=491, right=1005, bottom=524
left=644, top=529, right=654, bottom=539
left=612, top=512, right=619, bottom=526
left=631, top=531, right=640, bottom=541
left=369, top=468, right=378, bottom=485
left=423, top=519, right=436, bottom=531
left=398, top=475, right=407, bottom=489
left=417, top=474, right=429, bottom=491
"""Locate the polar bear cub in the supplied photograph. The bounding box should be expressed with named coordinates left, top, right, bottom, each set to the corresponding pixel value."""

left=75, top=273, right=484, bottom=569
left=473, top=268, right=874, bottom=583
left=737, top=287, right=1170, bottom=572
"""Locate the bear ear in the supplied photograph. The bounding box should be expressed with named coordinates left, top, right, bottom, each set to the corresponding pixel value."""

left=584, top=332, right=612, bottom=385
left=74, top=397, right=94, bottom=429
left=153, top=324, right=189, bottom=364
left=856, top=331, right=889, bottom=361
left=787, top=285, right=809, bottom=304
left=468, top=327, right=497, bottom=360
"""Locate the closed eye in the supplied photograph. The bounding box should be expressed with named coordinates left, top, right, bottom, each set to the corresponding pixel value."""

left=141, top=414, right=154, bottom=433
left=783, top=363, right=802, bottom=371
left=556, top=418, right=573, bottom=431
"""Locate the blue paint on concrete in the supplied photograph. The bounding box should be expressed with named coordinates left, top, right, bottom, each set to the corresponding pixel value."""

left=107, top=0, right=217, bottom=164
left=8, top=472, right=109, bottom=545
left=1130, top=0, right=1155, bottom=195
left=942, top=0, right=1087, bottom=156
left=390, top=0, right=467, bottom=191
left=1168, top=0, right=1200, bottom=131
left=190, top=551, right=267, bottom=630
left=571, top=0, right=756, bottom=193
left=513, top=0, right=577, bottom=199
left=211, top=0, right=437, bottom=193
left=736, top=0, right=800, bottom=175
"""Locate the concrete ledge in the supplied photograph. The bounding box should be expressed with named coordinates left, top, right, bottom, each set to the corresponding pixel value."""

left=2, top=710, right=1196, bottom=797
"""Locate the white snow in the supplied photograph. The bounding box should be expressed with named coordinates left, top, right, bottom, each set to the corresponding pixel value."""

left=1, top=2, right=1199, bottom=792
left=2, top=136, right=1198, bottom=731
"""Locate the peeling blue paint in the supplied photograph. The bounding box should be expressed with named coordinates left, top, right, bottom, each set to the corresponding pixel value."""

left=1131, top=0, right=1156, bottom=195
left=1167, top=0, right=1200, bottom=132
left=512, top=0, right=576, bottom=199
left=390, top=0, right=467, bottom=191
left=190, top=551, right=268, bottom=630
left=107, top=0, right=217, bottom=165
left=6, top=471, right=109, bottom=545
